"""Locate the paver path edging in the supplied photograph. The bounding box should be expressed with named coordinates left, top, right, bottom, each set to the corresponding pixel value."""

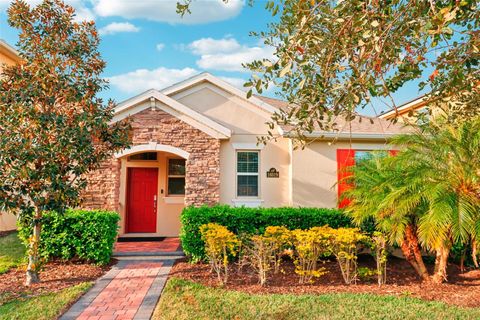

left=61, top=257, right=176, bottom=320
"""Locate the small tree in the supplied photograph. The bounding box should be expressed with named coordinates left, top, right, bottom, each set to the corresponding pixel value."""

left=263, top=225, right=292, bottom=274
left=329, top=228, right=366, bottom=285
left=0, top=0, right=129, bottom=285
left=200, top=223, right=240, bottom=285
left=242, top=235, right=277, bottom=286
left=370, top=232, right=388, bottom=286
left=292, top=227, right=331, bottom=284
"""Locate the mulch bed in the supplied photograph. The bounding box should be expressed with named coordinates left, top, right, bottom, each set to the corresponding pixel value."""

left=0, top=230, right=17, bottom=238
left=170, top=255, right=480, bottom=308
left=0, top=259, right=113, bottom=304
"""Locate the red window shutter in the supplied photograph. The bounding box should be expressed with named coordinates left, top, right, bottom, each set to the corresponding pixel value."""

left=389, top=150, right=399, bottom=156
left=337, top=149, right=355, bottom=208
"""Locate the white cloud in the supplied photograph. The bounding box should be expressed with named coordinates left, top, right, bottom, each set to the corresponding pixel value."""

left=99, top=22, right=140, bottom=36
left=0, top=0, right=95, bottom=21
left=187, top=37, right=275, bottom=72
left=93, top=0, right=244, bottom=25
left=219, top=76, right=247, bottom=91
left=188, top=37, right=241, bottom=55
left=108, top=67, right=199, bottom=94
left=156, top=43, right=165, bottom=51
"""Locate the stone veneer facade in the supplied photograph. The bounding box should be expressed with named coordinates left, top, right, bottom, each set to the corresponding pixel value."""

left=82, top=107, right=221, bottom=211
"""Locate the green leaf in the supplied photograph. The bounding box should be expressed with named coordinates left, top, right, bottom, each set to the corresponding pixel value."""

left=279, top=61, right=292, bottom=77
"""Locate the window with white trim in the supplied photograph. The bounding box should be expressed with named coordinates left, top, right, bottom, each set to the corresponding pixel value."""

left=236, top=151, right=259, bottom=197
left=167, top=158, right=186, bottom=196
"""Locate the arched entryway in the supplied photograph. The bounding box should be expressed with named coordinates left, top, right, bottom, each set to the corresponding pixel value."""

left=116, top=143, right=189, bottom=237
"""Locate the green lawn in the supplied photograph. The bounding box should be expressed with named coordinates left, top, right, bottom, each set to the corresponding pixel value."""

left=0, top=232, right=91, bottom=320
left=153, top=278, right=480, bottom=320
left=0, top=282, right=92, bottom=320
left=0, top=232, right=25, bottom=274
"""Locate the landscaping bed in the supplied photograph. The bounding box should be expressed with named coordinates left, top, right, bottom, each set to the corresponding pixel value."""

left=169, top=255, right=480, bottom=308
left=0, top=259, right=112, bottom=305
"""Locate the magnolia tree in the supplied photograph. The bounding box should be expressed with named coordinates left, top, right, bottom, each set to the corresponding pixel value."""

left=0, top=0, right=130, bottom=285
left=179, top=0, right=479, bottom=143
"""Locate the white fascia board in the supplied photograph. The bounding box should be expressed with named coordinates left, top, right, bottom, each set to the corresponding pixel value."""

left=0, top=40, right=20, bottom=61
left=286, top=132, right=401, bottom=140
left=379, top=95, right=429, bottom=119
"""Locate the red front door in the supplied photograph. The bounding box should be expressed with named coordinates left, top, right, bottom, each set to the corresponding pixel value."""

left=126, top=168, right=158, bottom=233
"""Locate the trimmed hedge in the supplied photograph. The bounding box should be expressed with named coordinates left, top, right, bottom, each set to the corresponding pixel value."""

left=180, top=205, right=355, bottom=261
left=19, top=209, right=120, bottom=265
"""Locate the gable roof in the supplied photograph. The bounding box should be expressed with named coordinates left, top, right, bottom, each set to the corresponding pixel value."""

left=379, top=95, right=429, bottom=120
left=255, top=95, right=410, bottom=140
left=113, top=89, right=231, bottom=140
left=161, top=72, right=280, bottom=115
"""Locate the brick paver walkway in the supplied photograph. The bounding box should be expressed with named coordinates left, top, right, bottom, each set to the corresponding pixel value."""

left=77, top=261, right=163, bottom=320
left=61, top=238, right=183, bottom=320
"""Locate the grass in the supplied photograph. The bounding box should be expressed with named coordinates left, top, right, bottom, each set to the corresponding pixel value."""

left=0, top=282, right=92, bottom=320
left=153, top=278, right=480, bottom=320
left=0, top=232, right=26, bottom=274
left=0, top=233, right=92, bottom=319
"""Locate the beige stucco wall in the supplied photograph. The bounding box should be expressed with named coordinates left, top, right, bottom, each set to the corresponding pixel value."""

left=0, top=43, right=20, bottom=74
left=175, top=84, right=273, bottom=135
left=292, top=140, right=393, bottom=208
left=170, top=82, right=396, bottom=209
left=219, top=136, right=292, bottom=207
left=0, top=54, right=16, bottom=72
left=0, top=212, right=17, bottom=231
left=172, top=83, right=292, bottom=207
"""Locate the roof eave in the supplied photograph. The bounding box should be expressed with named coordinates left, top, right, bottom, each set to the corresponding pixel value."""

left=284, top=132, right=402, bottom=140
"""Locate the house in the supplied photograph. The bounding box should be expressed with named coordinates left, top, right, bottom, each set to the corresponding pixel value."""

left=81, top=73, right=409, bottom=237
left=0, top=39, right=22, bottom=232
left=0, top=40, right=410, bottom=236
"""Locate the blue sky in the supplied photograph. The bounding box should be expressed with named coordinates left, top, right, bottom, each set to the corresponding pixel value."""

left=0, top=0, right=428, bottom=115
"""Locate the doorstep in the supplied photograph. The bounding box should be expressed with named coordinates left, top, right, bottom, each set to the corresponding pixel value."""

left=113, top=237, right=185, bottom=257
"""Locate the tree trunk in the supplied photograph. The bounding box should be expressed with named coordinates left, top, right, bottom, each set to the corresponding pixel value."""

left=26, top=208, right=42, bottom=286
left=432, top=245, right=450, bottom=284
left=400, top=224, right=430, bottom=281
left=472, top=241, right=479, bottom=269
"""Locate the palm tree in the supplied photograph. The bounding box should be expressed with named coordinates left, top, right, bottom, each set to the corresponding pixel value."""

left=390, top=117, right=480, bottom=283
left=344, top=117, right=480, bottom=283
left=343, top=152, right=430, bottom=281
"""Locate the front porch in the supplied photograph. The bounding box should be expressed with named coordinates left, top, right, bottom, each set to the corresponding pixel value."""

left=116, top=146, right=188, bottom=237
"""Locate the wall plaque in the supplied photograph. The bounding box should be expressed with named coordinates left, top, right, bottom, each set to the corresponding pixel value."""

left=266, top=168, right=279, bottom=178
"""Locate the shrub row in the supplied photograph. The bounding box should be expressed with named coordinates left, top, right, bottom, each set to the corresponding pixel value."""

left=180, top=205, right=368, bottom=261
left=19, top=209, right=120, bottom=265
left=200, top=223, right=387, bottom=286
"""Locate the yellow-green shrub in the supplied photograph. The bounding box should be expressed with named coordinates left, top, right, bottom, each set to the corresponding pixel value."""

left=291, top=226, right=332, bottom=284
left=199, top=223, right=240, bottom=284
left=242, top=235, right=277, bottom=286
left=263, top=226, right=292, bottom=274
left=329, top=228, right=367, bottom=284
left=370, top=232, right=388, bottom=286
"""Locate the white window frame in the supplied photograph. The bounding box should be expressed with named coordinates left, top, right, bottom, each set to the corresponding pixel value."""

left=236, top=150, right=260, bottom=198
left=167, top=157, right=186, bottom=197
